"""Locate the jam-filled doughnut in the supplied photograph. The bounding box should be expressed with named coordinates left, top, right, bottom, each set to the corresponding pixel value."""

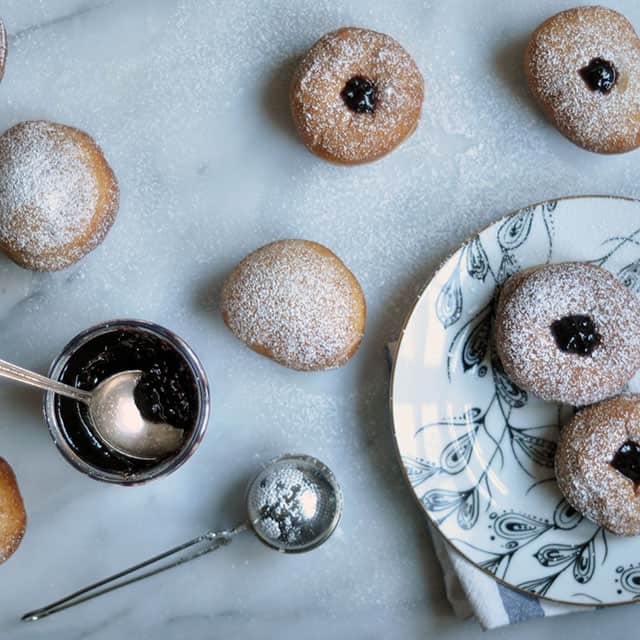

left=525, top=6, right=640, bottom=153
left=0, top=458, right=26, bottom=564
left=0, top=20, right=7, bottom=82
left=0, top=120, right=119, bottom=271
left=290, top=27, right=424, bottom=164
left=495, top=262, right=640, bottom=406
left=221, top=239, right=366, bottom=371
left=556, top=394, right=640, bottom=536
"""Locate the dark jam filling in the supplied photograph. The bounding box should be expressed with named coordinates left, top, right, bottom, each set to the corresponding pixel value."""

left=340, top=75, right=377, bottom=113
left=550, top=314, right=601, bottom=356
left=54, top=328, right=198, bottom=474
left=611, top=440, right=640, bottom=486
left=579, top=58, right=617, bottom=94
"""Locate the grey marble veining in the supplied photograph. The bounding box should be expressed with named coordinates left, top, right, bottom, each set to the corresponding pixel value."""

left=1, top=1, right=640, bottom=638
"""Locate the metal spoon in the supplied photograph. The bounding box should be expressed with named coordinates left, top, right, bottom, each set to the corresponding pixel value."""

left=21, top=453, right=343, bottom=622
left=0, top=359, right=183, bottom=460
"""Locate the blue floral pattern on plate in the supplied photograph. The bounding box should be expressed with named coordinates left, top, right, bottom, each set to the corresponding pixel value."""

left=391, top=196, right=640, bottom=605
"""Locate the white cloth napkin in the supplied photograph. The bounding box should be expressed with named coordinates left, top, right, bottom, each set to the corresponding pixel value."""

left=387, top=342, right=593, bottom=629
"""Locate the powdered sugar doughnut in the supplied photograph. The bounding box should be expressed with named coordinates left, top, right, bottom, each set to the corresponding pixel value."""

left=525, top=6, right=640, bottom=153
left=221, top=240, right=366, bottom=371
left=0, top=458, right=26, bottom=564
left=556, top=394, right=640, bottom=536
left=290, top=27, right=424, bottom=164
left=495, top=262, right=640, bottom=406
left=0, top=20, right=7, bottom=82
left=0, top=120, right=119, bottom=271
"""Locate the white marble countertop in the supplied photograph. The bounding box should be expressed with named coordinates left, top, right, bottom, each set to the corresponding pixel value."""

left=1, top=0, right=640, bottom=638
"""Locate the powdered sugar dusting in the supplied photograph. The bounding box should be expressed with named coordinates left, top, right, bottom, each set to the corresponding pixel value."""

left=526, top=6, right=640, bottom=153
left=0, top=458, right=25, bottom=564
left=556, top=394, right=640, bottom=535
left=0, top=514, right=21, bottom=564
left=496, top=262, right=640, bottom=406
left=221, top=240, right=365, bottom=371
left=291, top=27, right=424, bottom=163
left=0, top=120, right=101, bottom=270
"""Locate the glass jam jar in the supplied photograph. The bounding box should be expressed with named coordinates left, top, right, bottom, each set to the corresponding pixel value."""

left=44, top=319, right=210, bottom=485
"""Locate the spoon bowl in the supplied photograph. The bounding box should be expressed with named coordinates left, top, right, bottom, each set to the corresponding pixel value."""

left=89, top=370, right=184, bottom=460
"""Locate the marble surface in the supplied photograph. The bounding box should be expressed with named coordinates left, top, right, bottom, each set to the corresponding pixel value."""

left=1, top=0, right=640, bottom=638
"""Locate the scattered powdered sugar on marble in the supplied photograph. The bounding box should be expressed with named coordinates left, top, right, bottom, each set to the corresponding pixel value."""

left=556, top=394, right=640, bottom=536
left=526, top=6, right=640, bottom=152
left=0, top=121, right=99, bottom=267
left=496, top=262, right=640, bottom=406
left=221, top=240, right=364, bottom=371
left=291, top=27, right=423, bottom=162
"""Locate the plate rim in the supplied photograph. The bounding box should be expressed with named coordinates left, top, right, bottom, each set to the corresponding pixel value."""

left=389, top=193, right=640, bottom=607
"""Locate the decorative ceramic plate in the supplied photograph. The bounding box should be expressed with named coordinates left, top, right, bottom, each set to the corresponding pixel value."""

left=391, top=196, right=640, bottom=606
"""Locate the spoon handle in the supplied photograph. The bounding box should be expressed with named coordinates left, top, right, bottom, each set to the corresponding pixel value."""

left=0, top=358, right=91, bottom=403
left=21, top=522, right=249, bottom=622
